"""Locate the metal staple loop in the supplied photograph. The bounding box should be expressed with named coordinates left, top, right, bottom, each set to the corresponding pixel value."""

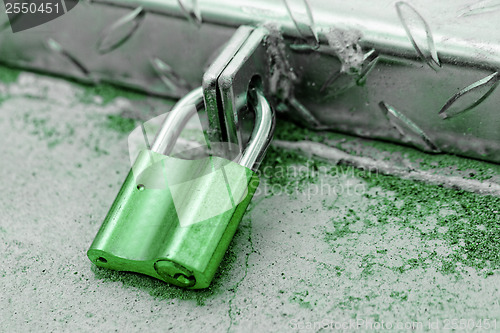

left=439, top=72, right=500, bottom=119
left=46, top=38, right=92, bottom=79
left=396, top=1, right=441, bottom=70
left=152, top=87, right=275, bottom=171
left=96, top=6, right=145, bottom=54
left=379, top=101, right=440, bottom=153
left=176, top=0, right=202, bottom=26
left=282, top=0, right=319, bottom=46
left=150, top=57, right=191, bottom=96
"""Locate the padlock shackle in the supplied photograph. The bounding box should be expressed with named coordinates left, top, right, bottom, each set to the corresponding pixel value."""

left=239, top=89, right=275, bottom=170
left=151, top=87, right=205, bottom=156
left=151, top=86, right=274, bottom=171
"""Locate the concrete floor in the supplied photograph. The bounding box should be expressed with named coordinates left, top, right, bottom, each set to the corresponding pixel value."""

left=1, top=69, right=499, bottom=332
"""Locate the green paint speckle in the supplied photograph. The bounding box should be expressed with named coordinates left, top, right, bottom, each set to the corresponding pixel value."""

left=289, top=291, right=312, bottom=309
left=105, top=115, right=136, bottom=134
left=266, top=120, right=500, bottom=277
left=361, top=173, right=500, bottom=274
left=79, top=84, right=146, bottom=105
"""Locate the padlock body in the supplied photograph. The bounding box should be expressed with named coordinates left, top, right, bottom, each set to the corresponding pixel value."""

left=87, top=150, right=259, bottom=289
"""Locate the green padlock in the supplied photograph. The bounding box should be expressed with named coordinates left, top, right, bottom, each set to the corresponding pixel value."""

left=87, top=87, right=274, bottom=289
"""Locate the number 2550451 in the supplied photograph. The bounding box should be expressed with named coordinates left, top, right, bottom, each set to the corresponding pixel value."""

left=5, top=2, right=60, bottom=14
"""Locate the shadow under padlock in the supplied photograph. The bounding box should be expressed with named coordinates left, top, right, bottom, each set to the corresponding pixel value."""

left=87, top=87, right=274, bottom=289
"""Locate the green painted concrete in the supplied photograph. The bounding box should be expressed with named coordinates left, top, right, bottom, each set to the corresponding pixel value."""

left=0, top=67, right=499, bottom=332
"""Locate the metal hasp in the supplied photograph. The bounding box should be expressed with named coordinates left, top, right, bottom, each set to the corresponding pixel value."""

left=203, top=25, right=278, bottom=167
left=87, top=29, right=276, bottom=288
left=1, top=0, right=499, bottom=163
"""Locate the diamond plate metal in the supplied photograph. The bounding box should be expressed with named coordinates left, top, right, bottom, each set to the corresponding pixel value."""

left=0, top=0, right=499, bottom=163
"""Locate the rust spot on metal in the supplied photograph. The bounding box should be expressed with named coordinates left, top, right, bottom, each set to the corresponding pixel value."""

left=324, top=28, right=364, bottom=75
left=264, top=24, right=319, bottom=127
left=264, top=24, right=297, bottom=101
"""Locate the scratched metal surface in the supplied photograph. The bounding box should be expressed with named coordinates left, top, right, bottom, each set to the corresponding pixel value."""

left=0, top=0, right=499, bottom=163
